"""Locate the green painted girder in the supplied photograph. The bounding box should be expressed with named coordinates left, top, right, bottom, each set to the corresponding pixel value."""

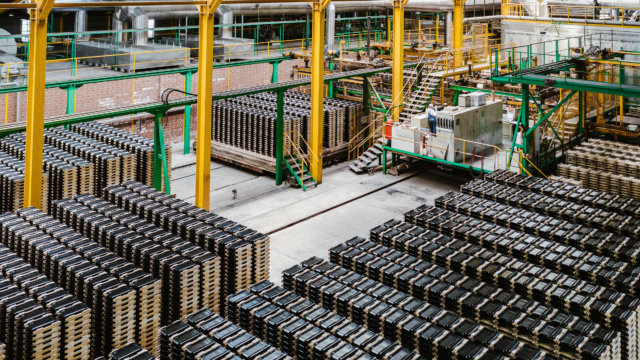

left=449, top=85, right=524, bottom=100
left=0, top=61, right=422, bottom=138
left=492, top=73, right=640, bottom=98
left=0, top=57, right=290, bottom=95
left=381, top=145, right=493, bottom=174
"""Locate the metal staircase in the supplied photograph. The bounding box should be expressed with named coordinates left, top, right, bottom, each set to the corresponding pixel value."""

left=348, top=141, right=385, bottom=174
left=285, top=155, right=317, bottom=190
left=398, top=56, right=445, bottom=123
left=283, top=131, right=317, bottom=191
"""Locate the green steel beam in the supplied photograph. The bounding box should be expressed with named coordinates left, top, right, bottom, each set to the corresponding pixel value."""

left=0, top=61, right=421, bottom=139
left=183, top=72, right=193, bottom=154
left=527, top=89, right=572, bottom=145
left=153, top=110, right=171, bottom=195
left=0, top=57, right=290, bottom=95
left=381, top=146, right=493, bottom=174
left=525, top=89, right=576, bottom=137
left=449, top=85, right=524, bottom=100
left=366, top=77, right=387, bottom=113
left=521, top=84, right=530, bottom=174
left=492, top=74, right=640, bottom=98
left=275, top=89, right=284, bottom=185
left=271, top=62, right=279, bottom=84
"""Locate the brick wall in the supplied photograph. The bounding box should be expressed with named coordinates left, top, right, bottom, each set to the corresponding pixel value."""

left=0, top=59, right=301, bottom=146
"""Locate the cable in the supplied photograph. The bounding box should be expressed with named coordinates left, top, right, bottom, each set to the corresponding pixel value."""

left=161, top=88, right=197, bottom=127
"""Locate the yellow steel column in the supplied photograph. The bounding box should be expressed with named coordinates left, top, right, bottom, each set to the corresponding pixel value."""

left=453, top=0, right=466, bottom=70
left=195, top=0, right=221, bottom=210
left=24, top=0, right=54, bottom=209
left=596, top=62, right=605, bottom=125
left=392, top=0, right=406, bottom=122
left=310, top=1, right=328, bottom=183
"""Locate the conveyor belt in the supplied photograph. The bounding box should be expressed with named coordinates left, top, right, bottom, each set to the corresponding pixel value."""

left=0, top=61, right=420, bottom=138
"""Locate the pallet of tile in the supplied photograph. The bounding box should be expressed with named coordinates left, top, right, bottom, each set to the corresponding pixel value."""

left=107, top=183, right=266, bottom=313
left=0, top=158, right=49, bottom=215
left=486, top=169, right=640, bottom=218
left=70, top=122, right=171, bottom=192
left=401, top=205, right=639, bottom=360
left=70, top=193, right=220, bottom=317
left=3, top=211, right=141, bottom=358
left=5, top=134, right=95, bottom=196
left=108, top=342, right=156, bottom=360
left=0, top=239, right=90, bottom=360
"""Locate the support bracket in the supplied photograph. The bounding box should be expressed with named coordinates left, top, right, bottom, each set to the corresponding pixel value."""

left=525, top=89, right=576, bottom=137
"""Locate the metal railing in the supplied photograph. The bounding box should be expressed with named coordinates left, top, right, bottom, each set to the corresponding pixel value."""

left=503, top=1, right=640, bottom=26
left=403, top=54, right=445, bottom=114
left=283, top=130, right=320, bottom=189
left=0, top=30, right=386, bottom=83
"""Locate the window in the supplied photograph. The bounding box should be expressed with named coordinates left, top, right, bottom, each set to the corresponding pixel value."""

left=148, top=19, right=155, bottom=38
left=21, top=19, right=29, bottom=42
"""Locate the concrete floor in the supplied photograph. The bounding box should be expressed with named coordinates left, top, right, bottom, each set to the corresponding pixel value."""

left=170, top=143, right=469, bottom=285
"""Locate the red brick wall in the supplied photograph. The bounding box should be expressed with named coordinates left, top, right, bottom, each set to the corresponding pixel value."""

left=0, top=59, right=301, bottom=146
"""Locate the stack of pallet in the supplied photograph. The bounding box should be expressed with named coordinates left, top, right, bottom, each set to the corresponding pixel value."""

left=3, top=134, right=95, bottom=198
left=548, top=174, right=583, bottom=187
left=0, top=151, right=49, bottom=214
left=0, top=210, right=137, bottom=359
left=228, top=281, right=423, bottom=360
left=252, top=92, right=352, bottom=149
left=486, top=169, right=640, bottom=217
left=58, top=192, right=221, bottom=318
left=0, top=208, right=164, bottom=358
left=0, top=136, right=94, bottom=211
left=460, top=180, right=640, bottom=240
left=43, top=130, right=124, bottom=197
left=108, top=343, right=156, bottom=360
left=70, top=122, right=171, bottom=192
left=558, top=163, right=640, bottom=197
left=0, top=265, right=63, bottom=360
left=158, top=308, right=292, bottom=360
left=394, top=173, right=640, bottom=359
left=104, top=181, right=270, bottom=313
left=286, top=92, right=362, bottom=144
left=212, top=99, right=302, bottom=158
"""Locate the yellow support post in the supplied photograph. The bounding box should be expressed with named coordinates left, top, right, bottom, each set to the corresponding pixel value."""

left=453, top=0, right=466, bottom=70
left=392, top=0, right=405, bottom=122
left=596, top=62, right=605, bottom=125
left=24, top=0, right=54, bottom=209
left=195, top=0, right=222, bottom=210
left=620, top=96, right=624, bottom=125
left=309, top=0, right=329, bottom=183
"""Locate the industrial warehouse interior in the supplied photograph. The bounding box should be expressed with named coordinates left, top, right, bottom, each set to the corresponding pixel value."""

left=2, top=0, right=640, bottom=359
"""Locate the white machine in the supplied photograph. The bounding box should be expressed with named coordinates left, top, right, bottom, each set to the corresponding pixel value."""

left=410, top=113, right=429, bottom=129
left=391, top=125, right=423, bottom=154
left=435, top=99, right=503, bottom=162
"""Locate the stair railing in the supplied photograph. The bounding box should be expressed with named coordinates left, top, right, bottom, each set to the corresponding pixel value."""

left=348, top=113, right=388, bottom=172
left=283, top=130, right=312, bottom=189
left=401, top=54, right=445, bottom=117
left=502, top=147, right=549, bottom=179
left=348, top=50, right=433, bottom=172
left=347, top=114, right=382, bottom=163
left=295, top=129, right=320, bottom=176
